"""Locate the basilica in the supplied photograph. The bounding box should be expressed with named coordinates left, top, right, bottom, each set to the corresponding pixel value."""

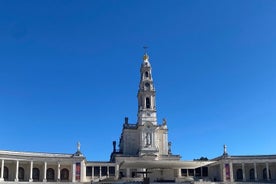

left=0, top=53, right=276, bottom=183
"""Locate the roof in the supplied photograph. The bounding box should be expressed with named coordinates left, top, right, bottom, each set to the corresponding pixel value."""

left=0, top=150, right=75, bottom=158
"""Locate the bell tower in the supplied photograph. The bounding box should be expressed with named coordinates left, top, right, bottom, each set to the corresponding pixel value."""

left=113, top=50, right=178, bottom=159
left=137, top=52, right=157, bottom=126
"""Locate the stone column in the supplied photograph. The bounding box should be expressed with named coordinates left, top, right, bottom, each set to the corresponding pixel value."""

left=57, top=163, right=61, bottom=181
left=92, top=166, right=94, bottom=181
left=242, top=163, right=246, bottom=182
left=230, top=162, right=234, bottom=182
left=266, top=162, right=270, bottom=181
left=126, top=168, right=130, bottom=178
left=0, top=160, right=4, bottom=181
left=178, top=168, right=182, bottom=177
left=221, top=163, right=226, bottom=182
left=80, top=161, right=86, bottom=182
left=115, top=164, right=119, bottom=180
left=72, top=163, right=76, bottom=182
left=99, top=166, right=102, bottom=179
left=43, top=162, right=47, bottom=182
left=187, top=169, right=189, bottom=177
left=14, top=160, right=19, bottom=182
left=254, top=163, right=258, bottom=181
left=29, top=161, right=33, bottom=182
left=107, top=166, right=110, bottom=178
left=200, top=167, right=203, bottom=177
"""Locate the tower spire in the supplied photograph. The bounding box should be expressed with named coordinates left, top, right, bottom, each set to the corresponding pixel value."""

left=137, top=50, right=157, bottom=125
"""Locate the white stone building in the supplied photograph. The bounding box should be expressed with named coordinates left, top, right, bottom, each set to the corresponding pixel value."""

left=0, top=52, right=275, bottom=183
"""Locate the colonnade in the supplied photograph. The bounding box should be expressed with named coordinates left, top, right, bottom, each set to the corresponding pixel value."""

left=0, top=159, right=79, bottom=182
left=220, top=161, right=276, bottom=182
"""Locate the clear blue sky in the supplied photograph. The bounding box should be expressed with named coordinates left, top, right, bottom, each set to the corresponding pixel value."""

left=0, top=1, right=276, bottom=161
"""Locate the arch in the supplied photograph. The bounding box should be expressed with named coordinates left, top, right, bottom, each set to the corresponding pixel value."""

left=263, top=168, right=271, bottom=180
left=47, top=168, right=55, bottom=181
left=249, top=168, right=254, bottom=180
left=145, top=71, right=149, bottom=78
left=33, top=168, right=40, bottom=181
left=144, top=82, right=150, bottom=90
left=236, top=169, right=243, bottom=180
left=61, top=168, right=69, bottom=181
left=146, top=97, right=151, bottom=109
left=18, top=167, right=24, bottom=181
left=4, top=166, right=9, bottom=181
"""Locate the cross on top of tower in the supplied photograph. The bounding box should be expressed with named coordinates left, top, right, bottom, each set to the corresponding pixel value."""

left=143, top=46, right=149, bottom=61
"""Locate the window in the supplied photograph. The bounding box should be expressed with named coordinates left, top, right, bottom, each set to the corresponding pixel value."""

left=145, top=72, right=149, bottom=78
left=102, top=166, right=107, bottom=176
left=202, top=167, right=208, bottom=177
left=33, top=168, right=40, bottom=181
left=109, top=167, right=115, bottom=176
left=236, top=169, right=243, bottom=180
left=195, top=168, right=201, bottom=177
left=47, top=168, right=55, bottom=181
left=263, top=168, right=271, bottom=180
left=94, top=166, right=100, bottom=176
left=4, top=166, right=9, bottom=181
left=146, top=97, right=150, bottom=108
left=19, top=167, right=24, bottom=181
left=61, top=168, right=69, bottom=181
left=188, top=169, right=194, bottom=176
left=86, top=167, right=92, bottom=176
left=249, top=168, right=254, bottom=180
left=181, top=169, right=187, bottom=176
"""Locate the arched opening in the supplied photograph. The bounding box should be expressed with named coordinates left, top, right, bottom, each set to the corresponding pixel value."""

left=61, top=168, right=69, bottom=181
left=47, top=168, right=55, bottom=181
left=145, top=71, right=149, bottom=78
left=236, top=169, right=243, bottom=181
left=144, top=82, right=150, bottom=90
left=33, top=168, right=40, bottom=181
left=4, top=166, right=9, bottom=181
left=146, top=97, right=150, bottom=109
left=19, top=167, right=24, bottom=181
left=249, top=168, right=255, bottom=180
left=263, top=168, right=271, bottom=180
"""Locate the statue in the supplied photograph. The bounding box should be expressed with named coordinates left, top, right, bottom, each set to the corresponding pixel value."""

left=168, top=142, right=172, bottom=154
left=113, top=141, right=116, bottom=153
left=162, top=118, right=167, bottom=126
left=77, top=141, right=81, bottom=152
left=145, top=133, right=151, bottom=146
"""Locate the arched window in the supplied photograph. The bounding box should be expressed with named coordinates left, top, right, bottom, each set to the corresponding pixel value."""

left=145, top=72, right=149, bottom=78
left=249, top=168, right=254, bottom=180
left=19, top=167, right=24, bottom=181
left=4, top=166, right=9, bottom=181
left=61, top=168, right=69, bottom=181
left=146, top=97, right=150, bottom=109
left=236, top=169, right=243, bottom=180
left=33, top=168, right=40, bottom=181
left=263, top=168, right=271, bottom=180
left=47, top=168, right=55, bottom=181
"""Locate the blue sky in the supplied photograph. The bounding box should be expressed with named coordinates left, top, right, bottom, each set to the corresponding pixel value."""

left=0, top=1, right=276, bottom=161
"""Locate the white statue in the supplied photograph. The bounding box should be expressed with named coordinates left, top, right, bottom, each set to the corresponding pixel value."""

left=77, top=141, right=81, bottom=152
left=146, top=133, right=151, bottom=146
